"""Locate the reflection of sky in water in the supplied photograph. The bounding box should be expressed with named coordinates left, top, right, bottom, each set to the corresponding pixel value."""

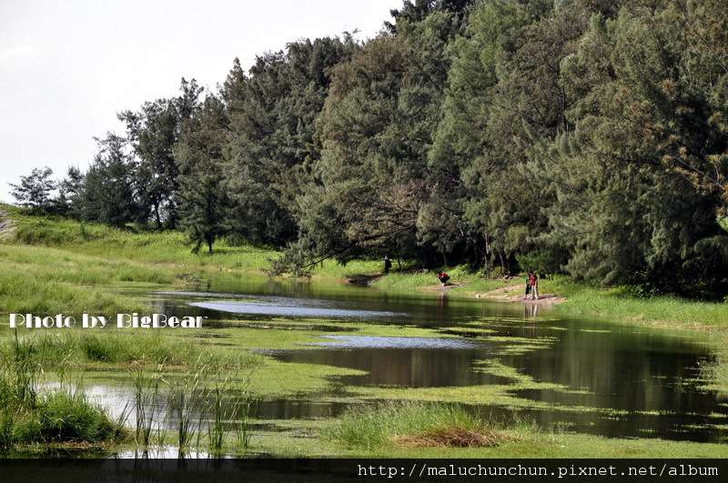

left=115, top=446, right=212, bottom=459
left=190, top=299, right=403, bottom=318
left=310, top=335, right=481, bottom=349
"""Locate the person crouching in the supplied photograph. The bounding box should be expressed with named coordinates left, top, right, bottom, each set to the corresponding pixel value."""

left=438, top=272, right=450, bottom=286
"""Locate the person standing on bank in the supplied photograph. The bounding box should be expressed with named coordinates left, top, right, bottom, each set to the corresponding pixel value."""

left=529, top=271, right=539, bottom=301
left=383, top=256, right=392, bottom=274
left=524, top=272, right=532, bottom=300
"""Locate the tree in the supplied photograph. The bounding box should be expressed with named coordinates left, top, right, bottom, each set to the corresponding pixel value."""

left=119, top=99, right=179, bottom=228
left=10, top=167, right=56, bottom=213
left=281, top=8, right=470, bottom=273
left=80, top=133, right=142, bottom=227
left=176, top=96, right=229, bottom=253
left=14, top=0, right=727, bottom=296
left=222, top=37, right=358, bottom=246
left=55, top=166, right=85, bottom=217
left=118, top=78, right=203, bottom=229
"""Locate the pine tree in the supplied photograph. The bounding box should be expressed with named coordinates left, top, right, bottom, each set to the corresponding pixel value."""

left=177, top=96, right=229, bottom=253
left=10, top=167, right=56, bottom=213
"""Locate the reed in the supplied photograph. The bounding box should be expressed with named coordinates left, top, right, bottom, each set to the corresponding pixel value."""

left=132, top=369, right=162, bottom=447
left=206, top=386, right=225, bottom=456
left=167, top=368, right=205, bottom=450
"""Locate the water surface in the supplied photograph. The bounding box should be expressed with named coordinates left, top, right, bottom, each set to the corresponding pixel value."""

left=138, top=280, right=728, bottom=443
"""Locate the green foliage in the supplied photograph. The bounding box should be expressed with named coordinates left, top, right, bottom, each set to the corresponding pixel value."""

left=0, top=335, right=124, bottom=449
left=9, top=1, right=728, bottom=296
left=119, top=96, right=182, bottom=228
left=80, top=133, right=143, bottom=227
left=9, top=167, right=57, bottom=214
left=177, top=95, right=230, bottom=253
left=516, top=249, right=568, bottom=276
left=222, top=38, right=357, bottom=245
left=31, top=391, right=118, bottom=443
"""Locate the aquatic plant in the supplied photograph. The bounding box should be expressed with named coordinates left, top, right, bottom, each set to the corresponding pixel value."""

left=207, top=386, right=225, bottom=456
left=0, top=334, right=126, bottom=450
left=167, top=368, right=206, bottom=450
left=132, top=369, right=162, bottom=447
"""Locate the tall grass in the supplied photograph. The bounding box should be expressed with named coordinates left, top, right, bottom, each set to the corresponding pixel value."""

left=207, top=387, right=225, bottom=456
left=0, top=334, right=126, bottom=451
left=167, top=369, right=205, bottom=450
left=325, top=402, right=494, bottom=450
left=231, top=395, right=255, bottom=456
left=0, top=332, right=256, bottom=455
left=203, top=376, right=255, bottom=457
left=132, top=370, right=162, bottom=447
left=5, top=330, right=40, bottom=407
left=0, top=332, right=208, bottom=369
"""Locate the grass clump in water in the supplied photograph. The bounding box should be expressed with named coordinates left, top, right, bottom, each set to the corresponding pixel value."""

left=19, top=391, right=121, bottom=443
left=0, top=334, right=126, bottom=451
left=79, top=333, right=196, bottom=365
left=325, top=402, right=512, bottom=451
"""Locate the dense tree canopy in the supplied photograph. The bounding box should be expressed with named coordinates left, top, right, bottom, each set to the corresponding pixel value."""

left=13, top=0, right=728, bottom=295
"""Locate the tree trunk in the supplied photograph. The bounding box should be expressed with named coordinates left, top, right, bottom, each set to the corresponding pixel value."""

left=154, top=203, right=162, bottom=230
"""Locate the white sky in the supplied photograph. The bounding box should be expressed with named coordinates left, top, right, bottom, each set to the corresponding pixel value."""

left=0, top=0, right=401, bottom=202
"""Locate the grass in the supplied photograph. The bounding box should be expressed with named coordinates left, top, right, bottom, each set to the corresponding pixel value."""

left=5, top=206, right=726, bottom=333
left=0, top=331, right=225, bottom=369
left=0, top=334, right=126, bottom=451
left=2, top=207, right=728, bottom=457
left=370, top=265, right=511, bottom=293
left=544, top=276, right=728, bottom=329
left=315, top=402, right=728, bottom=458
left=126, top=368, right=256, bottom=457
left=324, top=402, right=508, bottom=451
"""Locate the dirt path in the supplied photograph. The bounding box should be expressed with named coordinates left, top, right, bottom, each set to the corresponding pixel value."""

left=420, top=282, right=466, bottom=292
left=0, top=210, right=15, bottom=241
left=473, top=283, right=566, bottom=306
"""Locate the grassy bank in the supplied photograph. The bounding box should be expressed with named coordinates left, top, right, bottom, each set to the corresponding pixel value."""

left=1, top=207, right=727, bottom=457
left=1, top=207, right=727, bottom=392
left=3, top=205, right=727, bottom=332
left=316, top=402, right=728, bottom=458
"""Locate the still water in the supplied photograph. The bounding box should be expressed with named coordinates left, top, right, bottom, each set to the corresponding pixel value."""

left=135, top=278, right=728, bottom=443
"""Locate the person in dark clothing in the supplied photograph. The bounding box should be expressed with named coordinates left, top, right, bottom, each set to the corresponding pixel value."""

left=438, top=272, right=450, bottom=286
left=383, top=256, right=392, bottom=274
left=524, top=272, right=532, bottom=299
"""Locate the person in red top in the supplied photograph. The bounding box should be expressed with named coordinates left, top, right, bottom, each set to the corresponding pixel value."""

left=529, top=272, right=539, bottom=300
left=438, top=272, right=450, bottom=286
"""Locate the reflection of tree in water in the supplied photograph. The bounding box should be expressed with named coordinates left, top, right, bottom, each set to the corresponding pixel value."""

left=147, top=287, right=727, bottom=441
left=277, top=347, right=504, bottom=388
left=507, top=322, right=726, bottom=440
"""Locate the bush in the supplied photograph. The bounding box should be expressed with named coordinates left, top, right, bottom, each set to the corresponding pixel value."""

left=0, top=334, right=125, bottom=448
left=34, top=392, right=118, bottom=442
left=516, top=249, right=568, bottom=276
